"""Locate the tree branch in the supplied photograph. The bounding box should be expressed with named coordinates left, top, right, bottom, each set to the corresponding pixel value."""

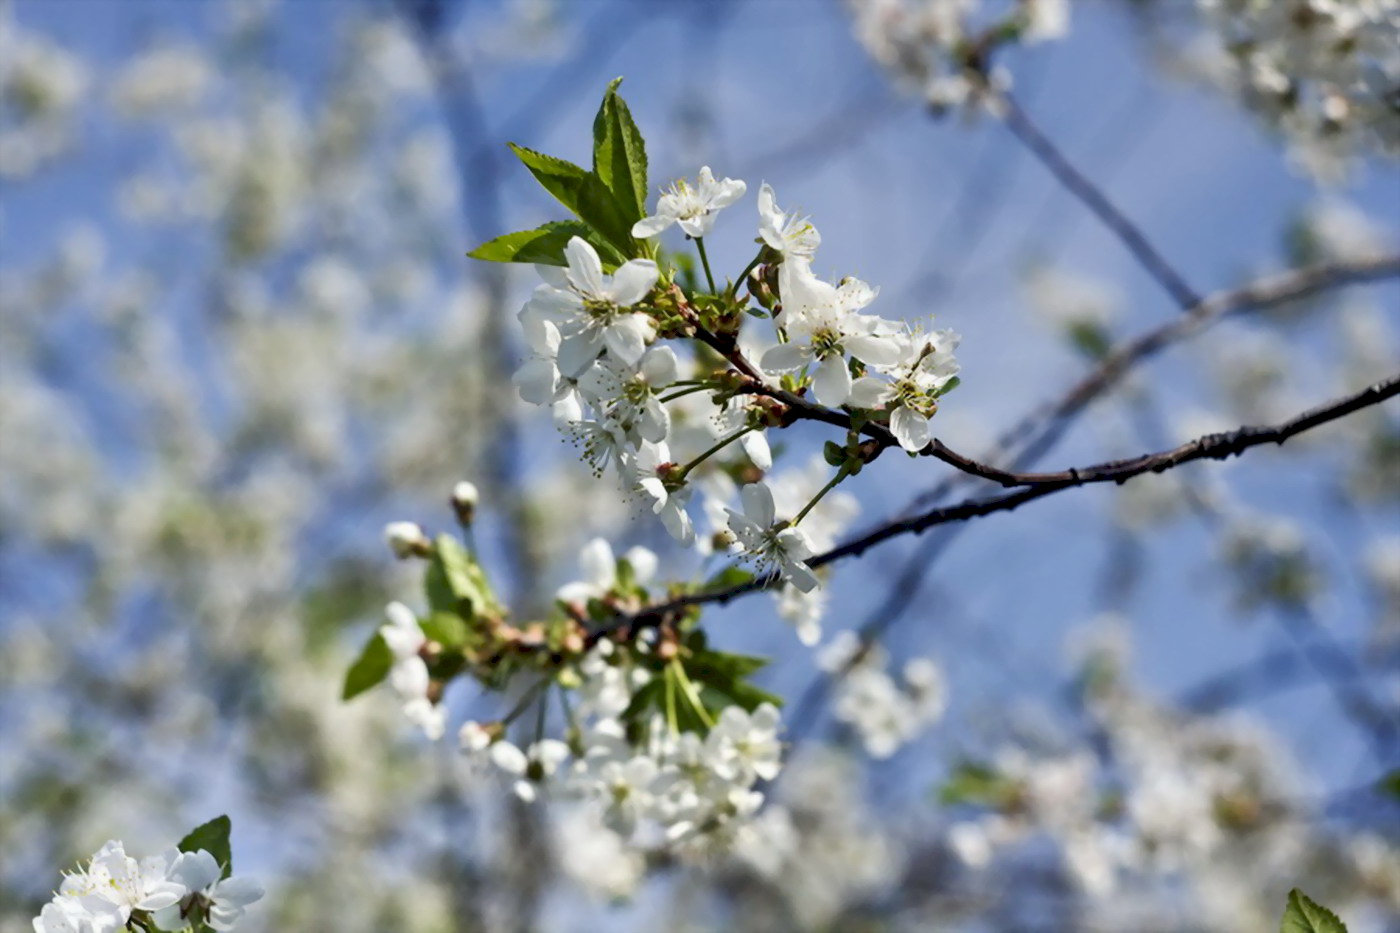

left=597, top=374, right=1400, bottom=632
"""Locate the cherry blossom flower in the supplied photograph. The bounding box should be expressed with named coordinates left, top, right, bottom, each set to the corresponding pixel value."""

left=525, top=237, right=659, bottom=375
left=760, top=262, right=899, bottom=406
left=757, top=182, right=820, bottom=260
left=632, top=166, right=747, bottom=239
left=726, top=482, right=820, bottom=592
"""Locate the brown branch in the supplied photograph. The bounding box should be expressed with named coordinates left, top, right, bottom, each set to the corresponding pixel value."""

left=999, top=92, right=1202, bottom=311
left=719, top=255, right=1400, bottom=491
left=903, top=252, right=1400, bottom=510
left=596, top=374, right=1400, bottom=634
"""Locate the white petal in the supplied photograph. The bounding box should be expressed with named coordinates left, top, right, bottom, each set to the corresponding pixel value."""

left=534, top=263, right=570, bottom=289
left=710, top=177, right=747, bottom=208
left=661, top=501, right=695, bottom=545
left=640, top=344, right=679, bottom=385
left=844, top=333, right=901, bottom=367
left=490, top=741, right=528, bottom=775
left=579, top=537, right=616, bottom=589
left=513, top=358, right=558, bottom=406
left=760, top=342, right=809, bottom=373
left=564, top=236, right=606, bottom=297
left=784, top=559, right=821, bottom=593
left=390, top=656, right=430, bottom=699
left=609, top=259, right=660, bottom=307
left=740, top=430, right=772, bottom=471
left=678, top=214, right=714, bottom=239
left=848, top=375, right=893, bottom=409
left=603, top=315, right=651, bottom=366
left=811, top=355, right=851, bottom=406
left=631, top=214, right=673, bottom=238
left=639, top=396, right=670, bottom=443
left=557, top=330, right=605, bottom=377
left=890, top=405, right=930, bottom=453
left=624, top=546, right=658, bottom=583
left=740, top=482, right=776, bottom=528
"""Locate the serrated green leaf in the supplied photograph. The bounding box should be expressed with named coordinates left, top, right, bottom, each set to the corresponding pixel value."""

left=1280, top=889, right=1348, bottom=933
left=177, top=815, right=233, bottom=880
left=575, top=172, right=639, bottom=258
left=342, top=631, right=393, bottom=701
left=592, top=77, right=648, bottom=225
left=934, top=376, right=961, bottom=398
left=467, top=221, right=595, bottom=266
left=508, top=143, right=589, bottom=212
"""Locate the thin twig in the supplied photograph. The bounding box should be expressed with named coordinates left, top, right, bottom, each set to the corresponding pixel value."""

left=594, top=375, right=1400, bottom=633
left=999, top=92, right=1202, bottom=310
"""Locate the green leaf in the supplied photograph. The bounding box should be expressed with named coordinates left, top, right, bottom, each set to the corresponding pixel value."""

left=421, top=611, right=469, bottom=649
left=934, top=376, right=961, bottom=398
left=939, top=762, right=1021, bottom=808
left=702, top=566, right=755, bottom=593
left=1280, top=889, right=1348, bottom=933
left=468, top=221, right=596, bottom=266
left=342, top=631, right=393, bottom=701
left=591, top=77, right=649, bottom=225
left=177, top=815, right=233, bottom=880
left=1376, top=768, right=1400, bottom=800
left=425, top=535, right=497, bottom=618
left=508, top=143, right=589, bottom=213
left=575, top=172, right=640, bottom=258
left=621, top=677, right=666, bottom=725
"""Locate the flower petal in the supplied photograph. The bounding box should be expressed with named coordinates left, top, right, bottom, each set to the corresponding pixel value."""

left=609, top=259, right=660, bottom=307
left=890, top=405, right=930, bottom=453
left=563, top=237, right=605, bottom=298
left=740, top=482, right=775, bottom=528
left=811, top=355, right=852, bottom=406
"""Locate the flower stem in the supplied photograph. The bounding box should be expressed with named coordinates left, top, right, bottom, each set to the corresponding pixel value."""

left=671, top=660, right=715, bottom=729
left=695, top=237, right=718, bottom=294
left=728, top=252, right=765, bottom=299
left=658, top=383, right=714, bottom=404
left=791, top=466, right=850, bottom=527
left=676, top=426, right=753, bottom=481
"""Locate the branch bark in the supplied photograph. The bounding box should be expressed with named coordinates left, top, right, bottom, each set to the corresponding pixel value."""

left=598, top=374, right=1400, bottom=632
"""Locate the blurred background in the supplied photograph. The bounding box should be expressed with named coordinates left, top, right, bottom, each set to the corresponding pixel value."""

left=2, top=0, right=1398, bottom=930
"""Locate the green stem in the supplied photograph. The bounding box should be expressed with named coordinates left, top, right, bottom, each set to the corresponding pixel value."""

left=501, top=678, right=547, bottom=727
left=658, top=383, right=714, bottom=404
left=675, top=426, right=753, bottom=481
left=729, top=252, right=765, bottom=299
left=664, top=666, right=679, bottom=735
left=695, top=237, right=718, bottom=294
left=791, top=466, right=850, bottom=527
left=671, top=661, right=715, bottom=729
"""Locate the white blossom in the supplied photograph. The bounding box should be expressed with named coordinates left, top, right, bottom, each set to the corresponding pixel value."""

left=524, top=237, right=659, bottom=376
left=726, top=482, right=820, bottom=592
left=632, top=166, right=747, bottom=239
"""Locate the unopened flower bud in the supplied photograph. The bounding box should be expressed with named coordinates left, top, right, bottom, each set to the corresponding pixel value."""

left=385, top=521, right=431, bottom=559
left=451, top=480, right=479, bottom=526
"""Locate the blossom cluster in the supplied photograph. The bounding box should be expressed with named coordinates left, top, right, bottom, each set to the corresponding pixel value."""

left=509, top=157, right=959, bottom=593
left=33, top=838, right=261, bottom=933
left=848, top=0, right=1069, bottom=111
left=1194, top=0, right=1400, bottom=177
left=817, top=631, right=948, bottom=758
left=462, top=644, right=783, bottom=850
